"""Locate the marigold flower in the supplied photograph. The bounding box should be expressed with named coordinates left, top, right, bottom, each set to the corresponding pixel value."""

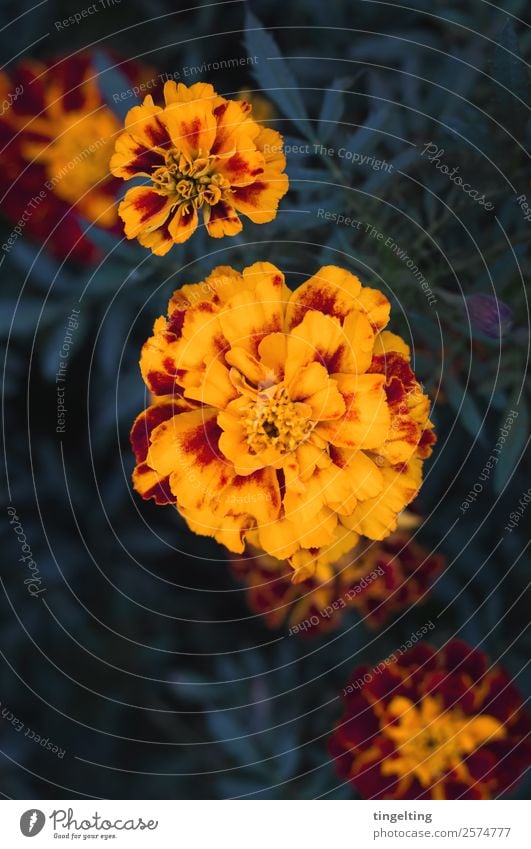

left=231, top=525, right=443, bottom=635
left=344, top=534, right=444, bottom=628
left=0, top=54, right=147, bottom=262
left=230, top=529, right=358, bottom=634
left=110, top=82, right=289, bottom=254
left=329, top=641, right=531, bottom=799
left=131, top=263, right=435, bottom=571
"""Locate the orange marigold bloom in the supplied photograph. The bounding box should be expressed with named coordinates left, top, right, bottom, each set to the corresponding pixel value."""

left=231, top=527, right=443, bottom=635
left=110, top=82, right=289, bottom=254
left=329, top=641, right=531, bottom=799
left=344, top=533, right=444, bottom=628
left=0, top=53, right=146, bottom=262
left=131, top=263, right=435, bottom=571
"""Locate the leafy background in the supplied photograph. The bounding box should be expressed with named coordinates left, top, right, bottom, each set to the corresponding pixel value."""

left=1, top=0, right=530, bottom=799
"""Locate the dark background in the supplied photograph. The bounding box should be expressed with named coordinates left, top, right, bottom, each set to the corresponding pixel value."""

left=1, top=0, right=530, bottom=799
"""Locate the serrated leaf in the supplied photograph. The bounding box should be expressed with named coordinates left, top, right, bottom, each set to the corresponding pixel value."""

left=93, top=50, right=138, bottom=121
left=444, top=371, right=485, bottom=442
left=244, top=12, right=312, bottom=141
left=318, top=77, right=353, bottom=143
left=343, top=108, right=389, bottom=156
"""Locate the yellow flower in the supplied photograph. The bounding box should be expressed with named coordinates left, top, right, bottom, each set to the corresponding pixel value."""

left=11, top=58, right=122, bottom=228
left=131, top=263, right=436, bottom=571
left=111, top=82, right=289, bottom=254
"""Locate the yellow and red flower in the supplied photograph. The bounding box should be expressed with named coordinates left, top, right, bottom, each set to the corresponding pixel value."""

left=131, top=262, right=435, bottom=573
left=0, top=53, right=149, bottom=263
left=231, top=525, right=443, bottom=635
left=329, top=641, right=531, bottom=799
left=345, top=533, right=444, bottom=628
left=110, top=82, right=288, bottom=254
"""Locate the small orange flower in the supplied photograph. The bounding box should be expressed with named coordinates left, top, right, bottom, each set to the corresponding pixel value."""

left=342, top=533, right=444, bottom=628
left=0, top=53, right=150, bottom=262
left=111, top=82, right=289, bottom=254
left=330, top=641, right=531, bottom=799
left=131, top=263, right=435, bottom=572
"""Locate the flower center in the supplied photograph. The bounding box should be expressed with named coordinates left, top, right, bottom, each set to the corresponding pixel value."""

left=380, top=695, right=505, bottom=787
left=243, top=385, right=313, bottom=455
left=152, top=150, right=229, bottom=209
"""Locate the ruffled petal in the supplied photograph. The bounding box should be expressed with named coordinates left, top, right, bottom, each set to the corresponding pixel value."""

left=317, top=373, right=390, bottom=449
left=286, top=265, right=363, bottom=330
left=163, top=100, right=217, bottom=158
left=341, top=457, right=423, bottom=539
left=118, top=187, right=173, bottom=239
left=204, top=200, right=243, bottom=237
left=167, top=203, right=199, bottom=243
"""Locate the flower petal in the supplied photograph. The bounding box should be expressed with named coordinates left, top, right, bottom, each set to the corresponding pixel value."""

left=317, top=373, right=390, bottom=449
left=164, top=81, right=218, bottom=106
left=211, top=99, right=260, bottom=155
left=204, top=200, right=243, bottom=238
left=124, top=95, right=170, bottom=149
left=330, top=447, right=384, bottom=500
left=215, top=141, right=265, bottom=187
left=284, top=310, right=345, bottom=383
left=163, top=100, right=217, bottom=158
left=119, top=187, right=173, bottom=239
left=341, top=457, right=423, bottom=539
left=357, top=286, right=391, bottom=331
left=110, top=131, right=164, bottom=179
left=167, top=203, right=199, bottom=244
left=147, top=409, right=233, bottom=512
left=288, top=362, right=346, bottom=421
left=219, top=263, right=288, bottom=355
left=286, top=265, right=363, bottom=330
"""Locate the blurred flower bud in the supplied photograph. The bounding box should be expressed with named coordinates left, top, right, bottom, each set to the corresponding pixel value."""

left=467, top=293, right=513, bottom=338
